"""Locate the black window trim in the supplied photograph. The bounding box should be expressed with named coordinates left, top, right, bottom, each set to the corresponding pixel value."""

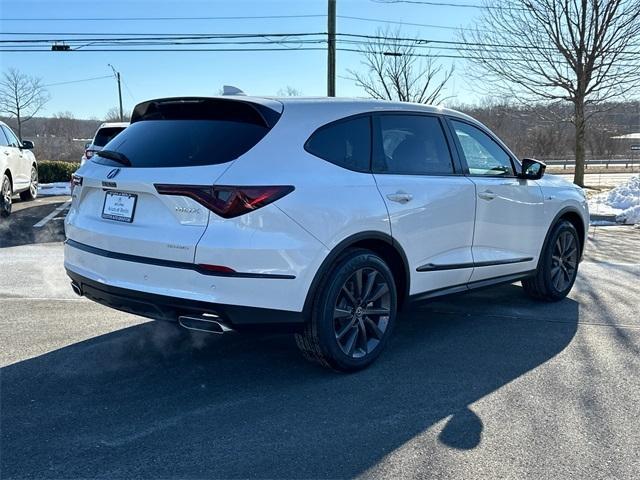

left=443, top=116, right=521, bottom=178
left=371, top=111, right=464, bottom=177
left=303, top=112, right=374, bottom=173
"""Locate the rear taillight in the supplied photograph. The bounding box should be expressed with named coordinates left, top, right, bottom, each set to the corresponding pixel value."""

left=155, top=184, right=294, bottom=219
left=71, top=174, right=83, bottom=186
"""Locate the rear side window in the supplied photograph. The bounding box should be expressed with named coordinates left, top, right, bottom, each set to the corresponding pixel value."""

left=305, top=116, right=371, bottom=172
left=375, top=115, right=454, bottom=175
left=93, top=127, right=126, bottom=147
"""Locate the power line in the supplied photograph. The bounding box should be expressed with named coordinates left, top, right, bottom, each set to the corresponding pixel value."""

left=0, top=14, right=326, bottom=21
left=5, top=31, right=637, bottom=55
left=0, top=32, right=327, bottom=43
left=43, top=75, right=113, bottom=87
left=371, top=0, right=524, bottom=9
left=3, top=45, right=636, bottom=67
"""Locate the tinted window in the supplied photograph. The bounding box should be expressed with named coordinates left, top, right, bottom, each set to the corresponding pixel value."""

left=0, top=127, right=9, bottom=147
left=94, top=120, right=271, bottom=168
left=93, top=127, right=126, bottom=147
left=2, top=126, right=20, bottom=147
left=451, top=120, right=514, bottom=176
left=375, top=115, right=454, bottom=175
left=305, top=116, right=371, bottom=171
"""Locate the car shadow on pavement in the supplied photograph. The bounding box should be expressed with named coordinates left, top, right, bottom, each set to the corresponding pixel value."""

left=1, top=284, right=579, bottom=479
left=0, top=200, right=68, bottom=248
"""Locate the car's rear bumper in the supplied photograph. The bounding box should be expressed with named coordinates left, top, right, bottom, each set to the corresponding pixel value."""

left=66, top=269, right=305, bottom=330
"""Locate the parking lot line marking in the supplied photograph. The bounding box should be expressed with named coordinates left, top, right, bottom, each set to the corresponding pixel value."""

left=33, top=201, right=71, bottom=228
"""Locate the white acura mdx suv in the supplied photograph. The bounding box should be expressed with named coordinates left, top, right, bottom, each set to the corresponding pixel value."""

left=64, top=97, right=589, bottom=371
left=1, top=121, right=38, bottom=217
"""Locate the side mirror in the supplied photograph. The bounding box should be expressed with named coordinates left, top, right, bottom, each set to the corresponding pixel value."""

left=21, top=140, right=34, bottom=150
left=518, top=158, right=546, bottom=180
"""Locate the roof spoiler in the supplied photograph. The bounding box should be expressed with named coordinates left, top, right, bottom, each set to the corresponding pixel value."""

left=130, top=97, right=281, bottom=128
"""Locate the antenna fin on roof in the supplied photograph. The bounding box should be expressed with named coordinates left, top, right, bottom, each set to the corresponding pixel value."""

left=222, top=85, right=247, bottom=96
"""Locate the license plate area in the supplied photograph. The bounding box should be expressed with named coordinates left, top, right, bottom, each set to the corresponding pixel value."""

left=102, top=191, right=138, bottom=223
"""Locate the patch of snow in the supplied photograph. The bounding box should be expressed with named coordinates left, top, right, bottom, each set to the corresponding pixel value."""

left=589, top=175, right=640, bottom=224
left=38, top=182, right=71, bottom=197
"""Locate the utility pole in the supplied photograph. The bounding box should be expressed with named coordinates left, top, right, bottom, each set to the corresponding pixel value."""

left=327, top=0, right=336, bottom=97
left=108, top=64, right=124, bottom=121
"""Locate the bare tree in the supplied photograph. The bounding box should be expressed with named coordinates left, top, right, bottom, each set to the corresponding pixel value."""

left=0, top=68, right=50, bottom=140
left=104, top=107, right=127, bottom=122
left=461, top=0, right=640, bottom=186
left=277, top=86, right=302, bottom=96
left=347, top=27, right=454, bottom=104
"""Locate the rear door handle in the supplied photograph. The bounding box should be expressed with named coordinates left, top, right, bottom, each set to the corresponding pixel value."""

left=386, top=192, right=413, bottom=204
left=478, top=190, right=496, bottom=201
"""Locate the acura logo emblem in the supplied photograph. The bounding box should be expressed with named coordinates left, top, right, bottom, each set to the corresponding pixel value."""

left=106, top=168, right=121, bottom=179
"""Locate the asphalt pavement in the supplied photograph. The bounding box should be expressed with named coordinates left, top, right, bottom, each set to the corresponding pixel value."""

left=1, top=197, right=639, bottom=479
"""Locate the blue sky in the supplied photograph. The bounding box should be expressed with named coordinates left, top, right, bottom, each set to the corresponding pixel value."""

left=0, top=0, right=482, bottom=119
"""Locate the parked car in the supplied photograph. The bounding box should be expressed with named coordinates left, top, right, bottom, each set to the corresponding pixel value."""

left=64, top=97, right=589, bottom=371
left=81, top=122, right=129, bottom=165
left=0, top=121, right=38, bottom=217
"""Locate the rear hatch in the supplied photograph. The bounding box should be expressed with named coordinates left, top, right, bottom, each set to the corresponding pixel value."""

left=66, top=97, right=283, bottom=264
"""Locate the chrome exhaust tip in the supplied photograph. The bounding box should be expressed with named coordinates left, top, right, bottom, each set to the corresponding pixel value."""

left=70, top=281, right=82, bottom=297
left=178, top=315, right=234, bottom=334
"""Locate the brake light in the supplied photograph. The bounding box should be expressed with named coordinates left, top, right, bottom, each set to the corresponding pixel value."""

left=71, top=174, right=83, bottom=186
left=155, top=184, right=294, bottom=218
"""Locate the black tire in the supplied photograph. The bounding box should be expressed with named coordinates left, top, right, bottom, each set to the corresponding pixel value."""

left=1, top=174, right=12, bottom=217
left=19, top=165, right=38, bottom=201
left=295, top=249, right=398, bottom=372
left=522, top=220, right=580, bottom=302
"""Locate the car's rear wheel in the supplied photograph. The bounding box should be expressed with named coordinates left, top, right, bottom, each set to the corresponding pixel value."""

left=295, top=249, right=397, bottom=371
left=19, top=165, right=38, bottom=201
left=522, top=220, right=580, bottom=301
left=1, top=174, right=12, bottom=217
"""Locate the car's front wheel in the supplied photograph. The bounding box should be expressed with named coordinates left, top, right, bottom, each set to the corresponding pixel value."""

left=295, top=249, right=398, bottom=372
left=1, top=174, right=12, bottom=217
left=522, top=220, right=580, bottom=301
left=19, top=165, right=38, bottom=201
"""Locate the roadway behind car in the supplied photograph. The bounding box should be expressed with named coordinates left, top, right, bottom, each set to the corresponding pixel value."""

left=0, top=195, right=69, bottom=248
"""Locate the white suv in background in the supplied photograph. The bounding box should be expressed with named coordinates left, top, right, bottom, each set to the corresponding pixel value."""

left=81, top=122, right=129, bottom=165
left=64, top=97, right=589, bottom=371
left=1, top=121, right=38, bottom=217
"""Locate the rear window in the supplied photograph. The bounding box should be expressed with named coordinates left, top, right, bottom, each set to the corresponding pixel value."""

left=95, top=120, right=270, bottom=168
left=93, top=127, right=126, bottom=147
left=305, top=116, right=371, bottom=172
left=94, top=99, right=279, bottom=168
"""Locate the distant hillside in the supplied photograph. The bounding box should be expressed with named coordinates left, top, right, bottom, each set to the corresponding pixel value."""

left=1, top=116, right=101, bottom=162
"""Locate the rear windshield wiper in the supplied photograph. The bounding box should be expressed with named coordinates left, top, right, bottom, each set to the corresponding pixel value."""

left=96, top=149, right=132, bottom=166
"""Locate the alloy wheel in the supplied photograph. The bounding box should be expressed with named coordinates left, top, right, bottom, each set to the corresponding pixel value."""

left=551, top=231, right=578, bottom=291
left=1, top=177, right=11, bottom=215
left=30, top=167, right=38, bottom=198
left=333, top=267, right=391, bottom=358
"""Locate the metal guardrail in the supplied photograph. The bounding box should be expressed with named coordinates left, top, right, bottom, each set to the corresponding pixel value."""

left=543, top=158, right=637, bottom=169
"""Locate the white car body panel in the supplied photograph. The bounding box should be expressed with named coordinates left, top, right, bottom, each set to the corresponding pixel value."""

left=468, top=177, right=546, bottom=282
left=374, top=174, right=477, bottom=294
left=0, top=121, right=37, bottom=195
